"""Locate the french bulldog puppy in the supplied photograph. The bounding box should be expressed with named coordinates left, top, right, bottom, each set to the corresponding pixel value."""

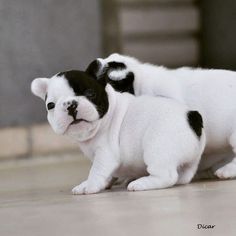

left=31, top=70, right=205, bottom=194
left=86, top=53, right=236, bottom=179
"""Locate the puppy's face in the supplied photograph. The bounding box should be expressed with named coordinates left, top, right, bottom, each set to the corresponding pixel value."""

left=31, top=71, right=109, bottom=141
left=86, top=53, right=136, bottom=94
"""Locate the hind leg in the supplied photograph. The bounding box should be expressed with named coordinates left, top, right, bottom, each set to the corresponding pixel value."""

left=214, top=132, right=236, bottom=179
left=128, top=149, right=202, bottom=190
left=127, top=149, right=179, bottom=191
left=127, top=168, right=178, bottom=191
left=177, top=157, right=201, bottom=184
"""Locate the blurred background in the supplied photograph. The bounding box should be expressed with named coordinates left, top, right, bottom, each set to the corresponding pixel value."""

left=0, top=0, right=236, bottom=161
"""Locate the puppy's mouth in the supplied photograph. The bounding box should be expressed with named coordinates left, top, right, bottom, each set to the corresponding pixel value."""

left=70, top=119, right=89, bottom=125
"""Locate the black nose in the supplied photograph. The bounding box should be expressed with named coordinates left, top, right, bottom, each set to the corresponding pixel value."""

left=67, top=100, right=78, bottom=120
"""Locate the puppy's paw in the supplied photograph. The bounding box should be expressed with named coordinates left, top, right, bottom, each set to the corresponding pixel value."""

left=215, top=162, right=236, bottom=179
left=85, top=178, right=108, bottom=194
left=72, top=181, right=88, bottom=195
left=127, top=179, right=147, bottom=191
left=72, top=179, right=108, bottom=195
left=85, top=184, right=103, bottom=194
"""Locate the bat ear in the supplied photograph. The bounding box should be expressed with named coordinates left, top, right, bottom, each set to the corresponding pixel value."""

left=86, top=59, right=110, bottom=88
left=85, top=59, right=102, bottom=79
left=31, top=78, right=49, bottom=100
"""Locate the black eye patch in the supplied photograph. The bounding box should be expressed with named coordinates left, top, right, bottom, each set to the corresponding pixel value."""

left=58, top=70, right=109, bottom=118
left=84, top=88, right=96, bottom=99
left=47, top=102, right=55, bottom=110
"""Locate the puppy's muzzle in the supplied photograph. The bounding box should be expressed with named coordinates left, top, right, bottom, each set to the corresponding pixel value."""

left=65, top=100, right=78, bottom=120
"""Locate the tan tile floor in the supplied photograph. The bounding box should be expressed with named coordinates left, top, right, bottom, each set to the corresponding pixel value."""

left=0, top=154, right=236, bottom=236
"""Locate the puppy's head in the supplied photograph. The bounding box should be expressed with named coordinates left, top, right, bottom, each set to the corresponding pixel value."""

left=86, top=53, right=137, bottom=94
left=31, top=70, right=109, bottom=141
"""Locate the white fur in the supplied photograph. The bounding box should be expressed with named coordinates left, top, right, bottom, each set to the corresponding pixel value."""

left=31, top=78, right=48, bottom=100
left=31, top=75, right=205, bottom=194
left=99, top=53, right=236, bottom=179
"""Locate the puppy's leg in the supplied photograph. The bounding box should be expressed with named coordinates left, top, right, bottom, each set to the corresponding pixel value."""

left=214, top=132, right=236, bottom=179
left=72, top=177, right=117, bottom=194
left=72, top=150, right=119, bottom=195
left=72, top=180, right=88, bottom=195
left=177, top=157, right=201, bottom=184
left=73, top=177, right=118, bottom=194
left=127, top=149, right=178, bottom=191
left=127, top=172, right=178, bottom=191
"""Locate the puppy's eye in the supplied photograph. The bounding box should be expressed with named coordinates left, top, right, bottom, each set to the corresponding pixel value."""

left=84, top=89, right=96, bottom=99
left=47, top=102, right=55, bottom=110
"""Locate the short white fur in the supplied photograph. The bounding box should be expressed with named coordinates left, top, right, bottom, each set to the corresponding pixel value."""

left=98, top=53, right=236, bottom=179
left=31, top=75, right=205, bottom=194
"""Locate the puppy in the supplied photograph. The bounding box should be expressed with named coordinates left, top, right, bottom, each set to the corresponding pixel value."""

left=86, top=53, right=236, bottom=179
left=31, top=70, right=205, bottom=194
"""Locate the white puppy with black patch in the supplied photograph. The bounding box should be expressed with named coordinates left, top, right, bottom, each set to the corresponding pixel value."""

left=86, top=54, right=236, bottom=179
left=31, top=70, right=205, bottom=194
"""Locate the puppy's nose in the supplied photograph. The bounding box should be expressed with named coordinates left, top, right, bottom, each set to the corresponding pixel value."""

left=66, top=100, right=78, bottom=120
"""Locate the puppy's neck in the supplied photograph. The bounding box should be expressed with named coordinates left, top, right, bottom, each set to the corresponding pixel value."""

left=99, top=84, right=133, bottom=131
left=77, top=85, right=133, bottom=160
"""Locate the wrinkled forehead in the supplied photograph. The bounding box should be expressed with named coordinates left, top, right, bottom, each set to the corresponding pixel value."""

left=47, top=76, right=75, bottom=100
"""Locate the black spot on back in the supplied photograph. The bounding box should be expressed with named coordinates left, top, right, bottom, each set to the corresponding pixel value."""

left=187, top=111, right=203, bottom=138
left=57, top=70, right=109, bottom=118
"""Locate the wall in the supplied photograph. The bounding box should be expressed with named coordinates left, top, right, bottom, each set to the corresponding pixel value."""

left=200, top=0, right=236, bottom=70
left=0, top=0, right=101, bottom=127
left=102, top=0, right=200, bottom=67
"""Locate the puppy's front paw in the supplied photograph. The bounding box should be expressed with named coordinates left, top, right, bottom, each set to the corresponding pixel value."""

left=72, top=179, right=107, bottom=195
left=85, top=179, right=108, bottom=194
left=72, top=180, right=88, bottom=195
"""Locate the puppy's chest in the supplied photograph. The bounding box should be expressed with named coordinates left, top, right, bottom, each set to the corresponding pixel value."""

left=78, top=143, right=96, bottom=162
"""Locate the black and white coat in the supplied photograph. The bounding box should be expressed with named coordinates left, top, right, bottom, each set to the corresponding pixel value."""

left=31, top=70, right=205, bottom=194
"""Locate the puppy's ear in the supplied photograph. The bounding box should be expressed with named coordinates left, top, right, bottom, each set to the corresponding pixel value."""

left=85, top=59, right=101, bottom=79
left=31, top=78, right=49, bottom=100
left=86, top=59, right=108, bottom=87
